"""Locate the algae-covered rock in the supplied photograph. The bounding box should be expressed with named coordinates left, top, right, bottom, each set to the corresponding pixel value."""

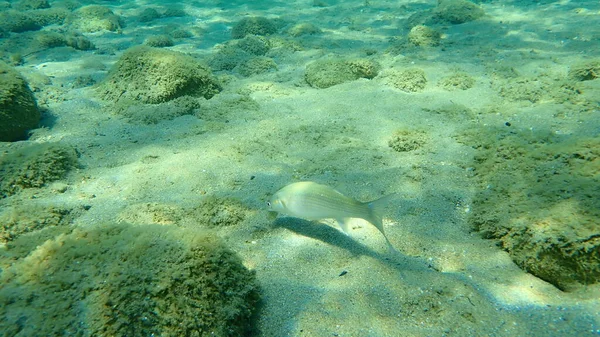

left=138, top=7, right=161, bottom=23
left=26, top=30, right=94, bottom=51
left=0, top=10, right=41, bottom=32
left=98, top=46, right=221, bottom=104
left=65, top=5, right=123, bottom=33
left=237, top=56, right=277, bottom=77
left=568, top=59, right=600, bottom=81
left=435, top=0, right=484, bottom=24
left=0, top=223, right=260, bottom=336
left=237, top=35, right=270, bottom=56
left=144, top=34, right=174, bottom=47
left=288, top=22, right=321, bottom=37
left=497, top=77, right=542, bottom=103
left=380, top=68, right=427, bottom=92
left=232, top=16, right=278, bottom=39
left=64, top=32, right=95, bottom=50
left=28, top=8, right=71, bottom=27
left=0, top=204, right=77, bottom=243
left=35, top=30, right=67, bottom=48
left=305, top=58, right=380, bottom=89
left=0, top=61, right=41, bottom=141
left=438, top=72, right=475, bottom=90
left=189, top=196, right=250, bottom=228
left=388, top=129, right=428, bottom=152
left=408, top=25, right=441, bottom=47
left=117, top=202, right=184, bottom=225
left=13, top=0, right=49, bottom=11
left=0, top=142, right=78, bottom=197
left=118, top=95, right=202, bottom=124
left=462, top=127, right=600, bottom=290
left=208, top=45, right=252, bottom=72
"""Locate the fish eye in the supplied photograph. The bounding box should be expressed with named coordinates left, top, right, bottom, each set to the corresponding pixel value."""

left=266, top=201, right=271, bottom=207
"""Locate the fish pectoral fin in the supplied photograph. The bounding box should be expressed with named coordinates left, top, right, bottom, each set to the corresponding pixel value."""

left=336, top=218, right=353, bottom=235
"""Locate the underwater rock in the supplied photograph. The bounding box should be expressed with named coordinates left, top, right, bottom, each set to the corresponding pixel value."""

left=1, top=30, right=94, bottom=62
left=408, top=25, right=441, bottom=47
left=27, top=8, right=70, bottom=27
left=462, top=128, right=600, bottom=291
left=144, top=34, right=174, bottom=47
left=64, top=32, right=95, bottom=50
left=237, top=35, right=271, bottom=56
left=65, top=5, right=124, bottom=33
left=304, top=58, right=380, bottom=89
left=188, top=196, right=250, bottom=228
left=0, top=142, right=78, bottom=197
left=162, top=6, right=186, bottom=18
left=388, top=129, right=428, bottom=152
left=0, top=223, right=260, bottom=336
left=117, top=202, right=184, bottom=225
left=425, top=102, right=475, bottom=120
left=138, top=7, right=161, bottom=23
left=568, top=59, right=600, bottom=81
left=117, top=95, right=202, bottom=124
left=0, top=61, right=41, bottom=141
left=0, top=204, right=77, bottom=243
left=232, top=16, right=278, bottom=39
left=98, top=46, right=221, bottom=105
left=287, top=22, right=322, bottom=37
left=497, top=77, right=543, bottom=103
left=35, top=30, right=68, bottom=48
left=237, top=56, right=277, bottom=77
left=0, top=10, right=41, bottom=32
left=438, top=72, right=475, bottom=90
left=208, top=44, right=253, bottom=72
left=379, top=68, right=427, bottom=92
left=434, top=0, right=484, bottom=24
left=13, top=0, right=49, bottom=11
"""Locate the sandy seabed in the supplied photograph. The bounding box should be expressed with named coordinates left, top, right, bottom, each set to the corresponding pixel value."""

left=1, top=0, right=600, bottom=336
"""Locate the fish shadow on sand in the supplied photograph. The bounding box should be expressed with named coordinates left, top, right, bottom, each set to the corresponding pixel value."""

left=273, top=217, right=433, bottom=272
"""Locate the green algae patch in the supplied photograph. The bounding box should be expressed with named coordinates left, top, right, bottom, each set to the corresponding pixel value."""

left=98, top=46, right=221, bottom=105
left=0, top=61, right=41, bottom=141
left=459, top=127, right=600, bottom=290
left=0, top=142, right=78, bottom=197
left=0, top=223, right=260, bottom=336
left=305, top=58, right=380, bottom=89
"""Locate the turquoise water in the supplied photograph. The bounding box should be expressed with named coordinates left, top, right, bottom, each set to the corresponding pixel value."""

left=1, top=0, right=599, bottom=336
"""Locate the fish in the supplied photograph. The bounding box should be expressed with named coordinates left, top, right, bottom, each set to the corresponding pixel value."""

left=267, top=181, right=397, bottom=252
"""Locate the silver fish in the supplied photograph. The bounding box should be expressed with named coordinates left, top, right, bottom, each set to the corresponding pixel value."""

left=267, top=181, right=396, bottom=251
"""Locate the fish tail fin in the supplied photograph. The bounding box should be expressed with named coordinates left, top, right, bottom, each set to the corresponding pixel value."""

left=365, top=193, right=398, bottom=253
